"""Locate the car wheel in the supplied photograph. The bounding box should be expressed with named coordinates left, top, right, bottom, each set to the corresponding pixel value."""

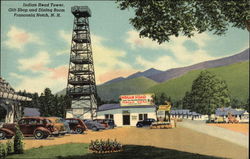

left=75, top=128, right=83, bottom=134
left=43, top=134, right=49, bottom=139
left=136, top=123, right=143, bottom=128
left=60, top=133, right=66, bottom=136
left=34, top=130, right=44, bottom=139
left=92, top=126, right=98, bottom=131
left=0, top=131, right=6, bottom=140
left=6, top=136, right=13, bottom=139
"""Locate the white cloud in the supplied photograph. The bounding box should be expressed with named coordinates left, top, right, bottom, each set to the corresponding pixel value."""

left=18, top=51, right=50, bottom=72
left=56, top=49, right=69, bottom=56
left=59, top=30, right=71, bottom=44
left=57, top=30, right=138, bottom=84
left=126, top=30, right=217, bottom=70
left=92, top=34, right=137, bottom=84
left=9, top=72, right=67, bottom=94
left=4, top=26, right=42, bottom=50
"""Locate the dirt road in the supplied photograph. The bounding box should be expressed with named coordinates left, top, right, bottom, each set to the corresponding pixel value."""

left=208, top=123, right=249, bottom=135
left=4, top=126, right=246, bottom=159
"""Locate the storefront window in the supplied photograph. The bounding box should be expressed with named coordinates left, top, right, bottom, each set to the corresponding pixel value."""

left=139, top=114, right=148, bottom=120
left=139, top=114, right=143, bottom=120
left=105, top=114, right=114, bottom=119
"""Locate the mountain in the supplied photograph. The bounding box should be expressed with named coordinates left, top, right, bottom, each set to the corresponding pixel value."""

left=146, top=61, right=249, bottom=102
left=103, top=77, right=125, bottom=85
left=147, top=48, right=249, bottom=82
left=97, top=76, right=158, bottom=101
left=127, top=68, right=164, bottom=79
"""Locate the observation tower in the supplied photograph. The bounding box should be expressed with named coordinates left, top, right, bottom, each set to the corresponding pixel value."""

left=66, top=6, right=97, bottom=119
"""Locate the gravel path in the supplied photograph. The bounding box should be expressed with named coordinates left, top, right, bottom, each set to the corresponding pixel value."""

left=1, top=126, right=248, bottom=159
left=178, top=120, right=249, bottom=148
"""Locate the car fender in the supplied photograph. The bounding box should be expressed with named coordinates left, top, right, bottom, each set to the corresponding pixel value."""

left=0, top=127, right=15, bottom=136
left=34, top=127, right=51, bottom=135
left=76, top=125, right=86, bottom=131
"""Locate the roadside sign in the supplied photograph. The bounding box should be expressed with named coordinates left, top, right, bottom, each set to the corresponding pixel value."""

left=158, top=105, right=171, bottom=111
left=119, top=94, right=155, bottom=106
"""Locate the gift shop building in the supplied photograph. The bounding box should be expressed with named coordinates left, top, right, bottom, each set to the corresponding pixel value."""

left=97, top=94, right=156, bottom=127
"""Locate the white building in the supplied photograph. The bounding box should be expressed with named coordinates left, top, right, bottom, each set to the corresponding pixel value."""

left=97, top=103, right=157, bottom=127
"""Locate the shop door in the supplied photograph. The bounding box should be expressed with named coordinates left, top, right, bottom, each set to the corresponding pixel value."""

left=123, top=115, right=130, bottom=125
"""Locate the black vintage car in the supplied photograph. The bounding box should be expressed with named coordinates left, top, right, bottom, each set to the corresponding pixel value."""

left=136, top=118, right=156, bottom=127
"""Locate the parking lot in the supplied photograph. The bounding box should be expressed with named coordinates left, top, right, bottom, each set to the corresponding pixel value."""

left=1, top=125, right=246, bottom=159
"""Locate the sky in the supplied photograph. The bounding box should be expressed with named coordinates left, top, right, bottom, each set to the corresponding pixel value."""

left=1, top=1, right=249, bottom=94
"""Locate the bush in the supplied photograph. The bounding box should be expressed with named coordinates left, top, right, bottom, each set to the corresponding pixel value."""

left=89, top=139, right=122, bottom=153
left=14, top=125, right=24, bottom=154
left=0, top=143, right=7, bottom=159
left=6, top=140, right=14, bottom=154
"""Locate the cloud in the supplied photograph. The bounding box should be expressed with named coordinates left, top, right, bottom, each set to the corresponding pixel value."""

left=48, top=65, right=68, bottom=80
left=126, top=30, right=216, bottom=70
left=18, top=51, right=50, bottom=72
left=4, top=26, right=42, bottom=50
left=9, top=72, right=67, bottom=94
left=12, top=50, right=69, bottom=93
left=91, top=34, right=137, bottom=84
left=59, top=30, right=71, bottom=44
left=57, top=30, right=138, bottom=84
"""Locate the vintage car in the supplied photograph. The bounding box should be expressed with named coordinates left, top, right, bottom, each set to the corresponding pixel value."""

left=65, top=118, right=87, bottom=134
left=83, top=119, right=106, bottom=131
left=0, top=117, right=58, bottom=139
left=46, top=117, right=70, bottom=135
left=93, top=119, right=116, bottom=129
left=136, top=118, right=156, bottom=127
left=93, top=119, right=109, bottom=129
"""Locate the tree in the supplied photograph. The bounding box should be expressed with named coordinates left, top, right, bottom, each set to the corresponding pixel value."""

left=39, top=88, right=55, bottom=116
left=117, top=0, right=249, bottom=43
left=183, top=71, right=230, bottom=117
left=182, top=91, right=192, bottom=109
left=14, top=126, right=24, bottom=154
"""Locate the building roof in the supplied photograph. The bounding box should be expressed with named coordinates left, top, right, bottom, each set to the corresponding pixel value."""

left=215, top=107, right=246, bottom=116
left=23, top=107, right=40, bottom=117
left=98, top=103, right=155, bottom=112
left=0, top=76, right=31, bottom=101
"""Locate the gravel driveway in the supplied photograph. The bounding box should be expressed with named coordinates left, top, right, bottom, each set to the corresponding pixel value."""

left=1, top=125, right=247, bottom=159
left=178, top=119, right=249, bottom=148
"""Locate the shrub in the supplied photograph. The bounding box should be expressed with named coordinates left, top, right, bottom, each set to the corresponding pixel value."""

left=0, top=143, right=7, bottom=159
left=89, top=139, right=122, bottom=153
left=14, top=125, right=24, bottom=154
left=6, top=140, right=14, bottom=154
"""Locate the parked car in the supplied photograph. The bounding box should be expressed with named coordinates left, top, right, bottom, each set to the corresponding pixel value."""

left=136, top=118, right=156, bottom=127
left=104, top=119, right=116, bottom=129
left=65, top=118, right=87, bottom=134
left=93, top=119, right=109, bottom=129
left=83, top=119, right=105, bottom=131
left=0, top=117, right=58, bottom=139
left=46, top=117, right=70, bottom=135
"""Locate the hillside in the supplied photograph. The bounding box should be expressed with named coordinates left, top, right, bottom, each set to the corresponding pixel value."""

left=145, top=61, right=249, bottom=102
left=97, top=76, right=158, bottom=101
left=148, top=48, right=249, bottom=82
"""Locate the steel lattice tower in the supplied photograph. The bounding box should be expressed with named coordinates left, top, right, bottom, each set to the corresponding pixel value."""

left=66, top=6, right=97, bottom=119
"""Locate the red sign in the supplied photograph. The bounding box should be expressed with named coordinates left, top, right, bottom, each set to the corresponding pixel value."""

left=119, top=94, right=155, bottom=106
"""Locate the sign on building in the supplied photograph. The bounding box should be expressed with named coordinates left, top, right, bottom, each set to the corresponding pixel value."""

left=119, top=94, right=155, bottom=106
left=158, top=105, right=171, bottom=111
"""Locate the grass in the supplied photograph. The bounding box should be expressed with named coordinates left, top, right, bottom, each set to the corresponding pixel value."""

left=146, top=61, right=249, bottom=102
left=6, top=143, right=224, bottom=159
